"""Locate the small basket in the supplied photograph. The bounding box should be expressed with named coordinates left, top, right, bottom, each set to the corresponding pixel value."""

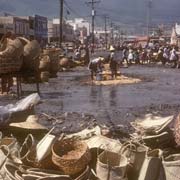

left=52, top=139, right=91, bottom=176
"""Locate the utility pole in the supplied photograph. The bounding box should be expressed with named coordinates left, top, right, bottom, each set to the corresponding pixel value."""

left=86, top=0, right=100, bottom=53
left=110, top=22, right=115, bottom=45
left=103, top=15, right=109, bottom=50
left=147, top=0, right=152, bottom=37
left=59, top=0, right=64, bottom=47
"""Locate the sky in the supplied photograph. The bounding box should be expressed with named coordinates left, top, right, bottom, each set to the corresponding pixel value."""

left=0, top=0, right=180, bottom=27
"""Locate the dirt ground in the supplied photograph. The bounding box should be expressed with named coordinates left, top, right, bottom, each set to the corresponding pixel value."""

left=1, top=65, right=180, bottom=135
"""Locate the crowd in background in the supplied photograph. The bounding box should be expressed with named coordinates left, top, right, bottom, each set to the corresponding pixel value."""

left=117, top=43, right=180, bottom=68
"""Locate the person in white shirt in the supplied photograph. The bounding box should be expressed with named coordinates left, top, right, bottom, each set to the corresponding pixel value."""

left=88, top=56, right=104, bottom=80
left=109, top=46, right=118, bottom=79
left=170, top=47, right=178, bottom=68
left=128, top=48, right=134, bottom=64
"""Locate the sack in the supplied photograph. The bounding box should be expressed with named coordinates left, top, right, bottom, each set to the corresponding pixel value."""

left=121, top=141, right=148, bottom=180
left=162, top=154, right=180, bottom=180
left=138, top=149, right=163, bottom=180
left=96, top=150, right=128, bottom=180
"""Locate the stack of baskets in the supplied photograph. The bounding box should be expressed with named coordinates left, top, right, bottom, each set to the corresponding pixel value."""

left=0, top=38, right=24, bottom=74
left=17, top=38, right=41, bottom=84
left=42, top=48, right=61, bottom=78
left=22, top=39, right=41, bottom=72
left=39, top=54, right=50, bottom=82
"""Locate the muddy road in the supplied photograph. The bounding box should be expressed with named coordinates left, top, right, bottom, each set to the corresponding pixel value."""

left=1, top=65, right=180, bottom=134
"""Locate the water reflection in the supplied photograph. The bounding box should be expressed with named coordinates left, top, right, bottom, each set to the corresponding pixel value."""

left=109, top=87, right=117, bottom=107
left=89, top=85, right=103, bottom=108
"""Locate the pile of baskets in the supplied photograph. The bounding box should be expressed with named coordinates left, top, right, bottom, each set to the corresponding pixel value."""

left=0, top=135, right=92, bottom=180
left=39, top=48, right=61, bottom=82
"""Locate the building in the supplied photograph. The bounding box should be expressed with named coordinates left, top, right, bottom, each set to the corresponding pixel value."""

left=22, top=16, right=35, bottom=39
left=48, top=18, right=74, bottom=43
left=34, top=15, right=48, bottom=46
left=67, top=18, right=90, bottom=35
left=0, top=16, right=29, bottom=39
left=171, top=23, right=180, bottom=46
left=66, top=18, right=91, bottom=43
left=47, top=20, right=53, bottom=43
left=0, top=16, right=14, bottom=39
left=14, top=17, right=29, bottom=37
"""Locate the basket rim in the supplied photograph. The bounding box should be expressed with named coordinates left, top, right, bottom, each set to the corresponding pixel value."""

left=52, top=139, right=89, bottom=161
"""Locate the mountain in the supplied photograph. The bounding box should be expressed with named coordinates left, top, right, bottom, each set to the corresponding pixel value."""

left=0, top=0, right=180, bottom=26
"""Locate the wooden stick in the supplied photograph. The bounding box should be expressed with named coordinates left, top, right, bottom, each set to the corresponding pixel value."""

left=41, top=113, right=64, bottom=124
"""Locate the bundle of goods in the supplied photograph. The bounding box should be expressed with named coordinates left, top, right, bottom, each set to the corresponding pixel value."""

left=59, top=57, right=77, bottom=71
left=43, top=48, right=60, bottom=78
left=0, top=38, right=24, bottom=74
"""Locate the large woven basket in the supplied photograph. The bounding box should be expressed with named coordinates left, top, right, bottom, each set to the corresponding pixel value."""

left=52, top=139, right=91, bottom=176
left=22, top=40, right=41, bottom=71
left=39, top=55, right=50, bottom=71
left=0, top=38, right=24, bottom=74
left=43, top=48, right=60, bottom=76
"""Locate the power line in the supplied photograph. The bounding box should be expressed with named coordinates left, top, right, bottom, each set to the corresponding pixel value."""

left=64, top=0, right=82, bottom=18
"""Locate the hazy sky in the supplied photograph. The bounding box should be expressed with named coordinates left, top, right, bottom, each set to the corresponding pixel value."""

left=0, top=0, right=180, bottom=25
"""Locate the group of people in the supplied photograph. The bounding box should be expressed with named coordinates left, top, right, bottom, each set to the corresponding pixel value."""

left=88, top=46, right=119, bottom=80
left=88, top=43, right=180, bottom=81
left=121, top=44, right=179, bottom=68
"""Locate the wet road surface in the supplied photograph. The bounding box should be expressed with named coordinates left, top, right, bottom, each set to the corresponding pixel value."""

left=1, top=65, right=180, bottom=133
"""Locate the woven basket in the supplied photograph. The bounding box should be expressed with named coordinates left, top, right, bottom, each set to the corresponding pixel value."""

left=39, top=55, right=50, bottom=71
left=0, top=57, right=23, bottom=74
left=22, top=40, right=41, bottom=71
left=52, top=139, right=91, bottom=176
left=43, top=48, right=60, bottom=76
left=40, top=71, right=49, bottom=82
left=0, top=38, right=24, bottom=74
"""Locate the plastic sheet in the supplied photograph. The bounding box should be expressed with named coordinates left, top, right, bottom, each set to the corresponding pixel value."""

left=0, top=93, right=40, bottom=126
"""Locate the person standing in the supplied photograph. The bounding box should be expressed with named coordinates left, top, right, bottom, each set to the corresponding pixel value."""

left=128, top=48, right=134, bottom=65
left=109, top=46, right=118, bottom=79
left=170, top=46, right=178, bottom=68
left=122, top=47, right=129, bottom=66
left=163, top=46, right=169, bottom=65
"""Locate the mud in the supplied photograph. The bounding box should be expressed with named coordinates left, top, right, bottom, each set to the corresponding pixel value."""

left=1, top=65, right=180, bottom=135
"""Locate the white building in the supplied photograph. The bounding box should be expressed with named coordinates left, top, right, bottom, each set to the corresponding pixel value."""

left=0, top=17, right=14, bottom=38
left=171, top=23, right=180, bottom=46
left=67, top=18, right=90, bottom=36
left=50, top=18, right=74, bottom=42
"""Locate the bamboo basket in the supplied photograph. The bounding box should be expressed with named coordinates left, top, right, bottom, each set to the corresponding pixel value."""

left=52, top=139, right=91, bottom=176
